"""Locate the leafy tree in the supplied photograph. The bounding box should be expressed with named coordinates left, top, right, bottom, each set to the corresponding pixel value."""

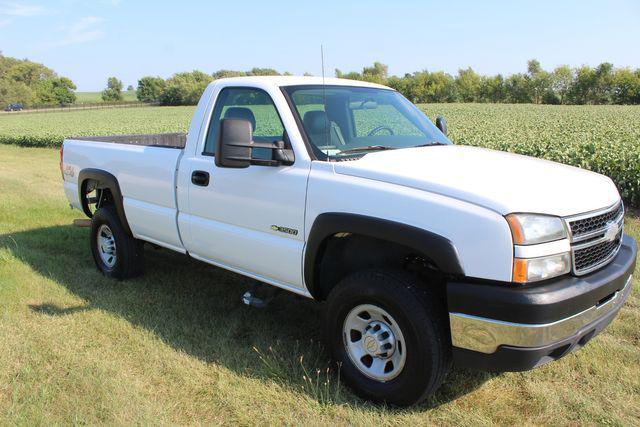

left=386, top=74, right=414, bottom=99
left=6, top=60, right=55, bottom=86
left=527, top=59, right=542, bottom=75
left=611, top=68, right=640, bottom=104
left=593, top=62, right=614, bottom=104
left=0, top=80, right=35, bottom=107
left=551, top=65, right=573, bottom=104
left=406, top=71, right=457, bottom=103
left=246, top=68, right=280, bottom=76
left=0, top=54, right=76, bottom=107
left=505, top=73, right=531, bottom=103
left=479, top=74, right=505, bottom=103
left=334, top=69, right=362, bottom=80
left=568, top=65, right=596, bottom=104
left=136, top=76, right=166, bottom=102
left=335, top=62, right=389, bottom=84
left=160, top=70, right=212, bottom=105
left=526, top=59, right=553, bottom=104
left=212, top=69, right=247, bottom=79
left=101, top=77, right=124, bottom=101
left=54, top=77, right=77, bottom=104
left=455, top=67, right=482, bottom=102
left=361, top=62, right=388, bottom=84
left=36, top=77, right=76, bottom=105
left=108, top=76, right=123, bottom=91
left=127, top=85, right=134, bottom=91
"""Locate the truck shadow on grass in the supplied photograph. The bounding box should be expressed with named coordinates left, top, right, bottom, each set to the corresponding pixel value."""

left=2, top=225, right=495, bottom=410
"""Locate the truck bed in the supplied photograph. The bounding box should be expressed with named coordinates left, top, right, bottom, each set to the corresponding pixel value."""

left=73, top=133, right=187, bottom=149
left=63, top=134, right=187, bottom=252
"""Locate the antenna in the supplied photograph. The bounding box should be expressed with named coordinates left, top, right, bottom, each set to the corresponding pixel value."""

left=321, top=44, right=326, bottom=83
left=321, top=45, right=329, bottom=154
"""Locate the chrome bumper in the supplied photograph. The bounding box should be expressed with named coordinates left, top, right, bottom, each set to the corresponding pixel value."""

left=449, top=274, right=633, bottom=354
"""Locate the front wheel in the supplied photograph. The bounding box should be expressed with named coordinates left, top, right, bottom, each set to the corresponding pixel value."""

left=324, top=270, right=451, bottom=406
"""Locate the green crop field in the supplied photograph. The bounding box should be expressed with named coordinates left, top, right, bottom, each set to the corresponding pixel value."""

left=74, top=90, right=138, bottom=103
left=0, top=103, right=638, bottom=205
left=0, top=143, right=638, bottom=424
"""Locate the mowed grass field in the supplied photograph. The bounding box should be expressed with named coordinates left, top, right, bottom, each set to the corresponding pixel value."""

left=74, top=90, right=138, bottom=103
left=0, top=104, right=639, bottom=424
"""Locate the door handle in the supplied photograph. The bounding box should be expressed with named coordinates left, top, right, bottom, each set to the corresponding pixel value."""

left=191, top=170, right=210, bottom=186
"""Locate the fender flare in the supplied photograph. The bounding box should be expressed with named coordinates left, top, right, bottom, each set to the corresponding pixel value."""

left=78, top=168, right=132, bottom=236
left=304, top=213, right=464, bottom=296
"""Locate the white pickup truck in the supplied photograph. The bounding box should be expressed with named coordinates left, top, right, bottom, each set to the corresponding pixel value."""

left=61, top=76, right=637, bottom=405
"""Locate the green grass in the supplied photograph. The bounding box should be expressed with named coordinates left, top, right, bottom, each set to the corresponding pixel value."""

left=0, top=103, right=638, bottom=205
left=0, top=144, right=639, bottom=423
left=74, top=90, right=138, bottom=103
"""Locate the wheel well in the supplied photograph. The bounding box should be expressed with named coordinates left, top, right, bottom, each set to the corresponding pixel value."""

left=313, top=233, right=446, bottom=301
left=80, top=178, right=115, bottom=217
left=78, top=168, right=132, bottom=236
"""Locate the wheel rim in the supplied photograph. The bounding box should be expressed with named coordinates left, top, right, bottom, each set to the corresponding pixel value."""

left=97, top=224, right=117, bottom=268
left=343, top=303, right=406, bottom=382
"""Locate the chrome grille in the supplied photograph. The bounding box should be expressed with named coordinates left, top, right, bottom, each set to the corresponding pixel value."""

left=565, top=202, right=624, bottom=275
left=573, top=233, right=622, bottom=272
left=570, top=203, right=623, bottom=238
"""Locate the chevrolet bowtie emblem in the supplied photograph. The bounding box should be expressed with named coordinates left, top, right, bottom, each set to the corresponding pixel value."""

left=604, top=221, right=620, bottom=242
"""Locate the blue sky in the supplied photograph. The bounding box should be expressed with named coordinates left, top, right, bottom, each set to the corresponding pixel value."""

left=1, top=0, right=639, bottom=90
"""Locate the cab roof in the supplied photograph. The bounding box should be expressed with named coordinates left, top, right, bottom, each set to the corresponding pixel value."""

left=211, top=75, right=391, bottom=90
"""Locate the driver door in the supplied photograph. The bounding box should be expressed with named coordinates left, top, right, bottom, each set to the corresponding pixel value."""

left=182, top=87, right=310, bottom=292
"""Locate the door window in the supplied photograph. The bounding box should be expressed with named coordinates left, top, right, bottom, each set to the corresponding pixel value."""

left=203, top=87, right=285, bottom=160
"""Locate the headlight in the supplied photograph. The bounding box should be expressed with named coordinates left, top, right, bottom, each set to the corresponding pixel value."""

left=513, top=253, right=571, bottom=283
left=506, top=214, right=567, bottom=245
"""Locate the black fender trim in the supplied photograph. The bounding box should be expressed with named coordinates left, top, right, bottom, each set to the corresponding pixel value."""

left=78, top=168, right=132, bottom=236
left=304, top=213, right=464, bottom=297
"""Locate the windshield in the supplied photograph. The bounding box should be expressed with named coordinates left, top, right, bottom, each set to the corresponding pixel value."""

left=282, top=85, right=451, bottom=160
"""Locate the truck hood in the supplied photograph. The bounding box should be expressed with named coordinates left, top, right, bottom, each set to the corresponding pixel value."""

left=333, top=145, right=620, bottom=217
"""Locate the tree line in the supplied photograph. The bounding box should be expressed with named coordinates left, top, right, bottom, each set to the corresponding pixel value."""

left=0, top=53, right=76, bottom=107
left=2, top=51, right=639, bottom=108
left=339, top=60, right=640, bottom=105
left=136, top=60, right=640, bottom=106
left=135, top=68, right=309, bottom=105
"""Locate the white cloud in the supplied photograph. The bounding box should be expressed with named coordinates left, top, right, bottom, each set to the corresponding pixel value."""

left=46, top=16, right=105, bottom=47
left=0, top=18, right=11, bottom=27
left=0, top=1, right=45, bottom=17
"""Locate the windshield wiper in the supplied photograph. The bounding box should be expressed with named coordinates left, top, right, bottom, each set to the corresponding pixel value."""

left=338, top=145, right=396, bottom=155
left=414, top=142, right=448, bottom=147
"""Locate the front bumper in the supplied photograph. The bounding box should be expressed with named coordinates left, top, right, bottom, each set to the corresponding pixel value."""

left=448, top=234, right=637, bottom=372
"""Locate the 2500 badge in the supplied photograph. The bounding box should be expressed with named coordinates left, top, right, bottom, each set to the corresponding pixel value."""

left=271, top=225, right=298, bottom=236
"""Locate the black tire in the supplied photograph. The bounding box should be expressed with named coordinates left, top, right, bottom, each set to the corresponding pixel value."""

left=324, top=270, right=451, bottom=406
left=90, top=205, right=144, bottom=279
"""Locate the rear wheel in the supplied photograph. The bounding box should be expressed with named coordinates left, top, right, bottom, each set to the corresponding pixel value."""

left=324, top=270, right=451, bottom=406
left=90, top=205, right=144, bottom=279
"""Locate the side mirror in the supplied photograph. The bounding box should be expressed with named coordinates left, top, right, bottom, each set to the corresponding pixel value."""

left=215, top=118, right=294, bottom=168
left=436, top=116, right=447, bottom=136
left=216, top=118, right=253, bottom=168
